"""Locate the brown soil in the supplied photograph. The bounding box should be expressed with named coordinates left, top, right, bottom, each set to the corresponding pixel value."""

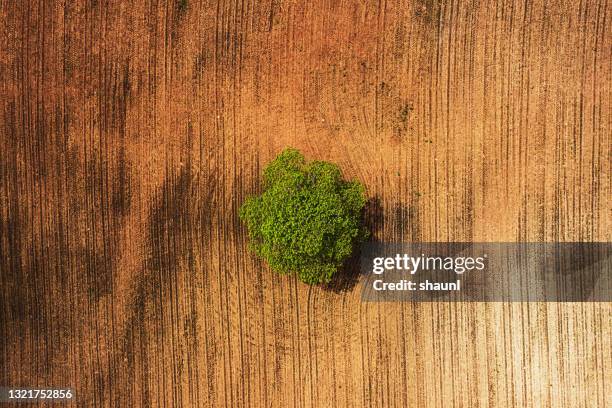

left=0, top=0, right=610, bottom=406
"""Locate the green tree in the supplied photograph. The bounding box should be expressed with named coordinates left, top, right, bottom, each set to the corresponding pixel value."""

left=239, top=148, right=368, bottom=284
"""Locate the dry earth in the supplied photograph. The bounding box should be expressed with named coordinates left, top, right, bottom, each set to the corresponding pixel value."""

left=0, top=0, right=610, bottom=406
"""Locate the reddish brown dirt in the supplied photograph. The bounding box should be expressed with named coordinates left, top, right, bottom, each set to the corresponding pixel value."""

left=0, top=0, right=610, bottom=406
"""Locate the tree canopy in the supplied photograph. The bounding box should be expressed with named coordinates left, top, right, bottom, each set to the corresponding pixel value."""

left=239, top=148, right=368, bottom=284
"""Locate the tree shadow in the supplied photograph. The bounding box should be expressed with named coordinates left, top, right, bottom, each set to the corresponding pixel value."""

left=325, top=196, right=383, bottom=293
